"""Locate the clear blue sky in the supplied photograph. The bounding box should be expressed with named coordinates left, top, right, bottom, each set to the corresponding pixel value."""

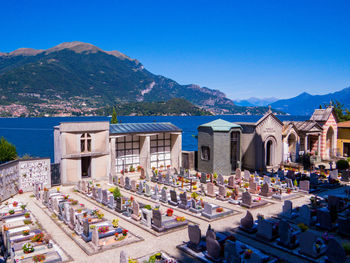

left=1, top=0, right=350, bottom=100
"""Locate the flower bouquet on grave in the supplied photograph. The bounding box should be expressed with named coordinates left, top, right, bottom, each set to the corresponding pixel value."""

left=254, top=197, right=261, bottom=202
left=321, top=231, right=333, bottom=244
left=286, top=188, right=292, bottom=194
left=44, top=188, right=48, bottom=192
left=98, top=226, right=109, bottom=234
left=3, top=226, right=9, bottom=231
left=31, top=233, right=44, bottom=243
left=71, top=199, right=78, bottom=205
left=9, top=210, right=15, bottom=215
left=216, top=207, right=223, bottom=213
left=24, top=212, right=30, bottom=218
left=112, top=219, right=119, bottom=228
left=122, top=229, right=128, bottom=236
left=167, top=208, right=174, bottom=217
left=244, top=249, right=253, bottom=259
left=23, top=219, right=32, bottom=225
left=63, top=195, right=69, bottom=200
left=19, top=189, right=23, bottom=194
left=175, top=216, right=186, bottom=222
left=13, top=201, right=18, bottom=207
left=21, top=204, right=27, bottom=210
left=243, top=183, right=249, bottom=189
left=22, top=230, right=30, bottom=236
left=22, top=243, right=34, bottom=254
left=33, top=254, right=46, bottom=263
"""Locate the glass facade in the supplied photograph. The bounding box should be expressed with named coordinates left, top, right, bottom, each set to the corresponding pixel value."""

left=115, top=135, right=140, bottom=173
left=150, top=133, right=171, bottom=169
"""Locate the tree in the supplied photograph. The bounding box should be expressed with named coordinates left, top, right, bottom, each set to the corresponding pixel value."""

left=111, top=107, right=118, bottom=124
left=320, top=100, right=350, bottom=122
left=0, top=137, right=17, bottom=163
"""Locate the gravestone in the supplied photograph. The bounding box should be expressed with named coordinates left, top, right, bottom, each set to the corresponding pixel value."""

left=137, top=181, right=143, bottom=195
left=227, top=176, right=234, bottom=188
left=119, top=176, right=125, bottom=187
left=144, top=183, right=151, bottom=197
left=217, top=174, right=224, bottom=185
left=169, top=190, right=178, bottom=206
left=131, top=200, right=140, bottom=221
left=326, top=237, right=347, bottom=263
left=141, top=208, right=152, bottom=227
left=263, top=176, right=271, bottom=185
left=206, top=182, right=215, bottom=197
left=257, top=219, right=276, bottom=241
left=299, top=180, right=310, bottom=193
left=145, top=170, right=150, bottom=181
left=286, top=178, right=293, bottom=189
left=206, top=236, right=221, bottom=260
left=316, top=209, right=333, bottom=230
left=200, top=173, right=207, bottom=184
left=338, top=216, right=350, bottom=236
left=278, top=220, right=297, bottom=248
left=235, top=168, right=241, bottom=180
left=217, top=185, right=228, bottom=201
left=298, top=204, right=311, bottom=226
left=299, top=231, right=326, bottom=258
left=260, top=182, right=272, bottom=197
left=102, top=189, right=108, bottom=205
left=188, top=224, right=202, bottom=251
left=160, top=187, right=167, bottom=203
left=140, top=168, right=145, bottom=179
left=178, top=192, right=189, bottom=209
left=243, top=170, right=250, bottom=181
left=240, top=211, right=256, bottom=232
left=115, top=197, right=125, bottom=213
left=82, top=180, right=88, bottom=193
left=68, top=206, right=75, bottom=230
left=287, top=170, right=295, bottom=180
left=151, top=185, right=159, bottom=200
left=249, top=181, right=258, bottom=194
left=282, top=200, right=293, bottom=218
left=124, top=177, right=131, bottom=190
left=241, top=191, right=252, bottom=207
left=202, top=202, right=214, bottom=218
left=64, top=202, right=70, bottom=223
left=92, top=226, right=99, bottom=247
left=130, top=180, right=137, bottom=192
left=152, top=209, right=163, bottom=231
left=108, top=195, right=115, bottom=209
left=83, top=219, right=89, bottom=237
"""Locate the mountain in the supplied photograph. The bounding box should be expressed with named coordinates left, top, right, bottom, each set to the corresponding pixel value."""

left=234, top=97, right=279, bottom=107
left=271, top=87, right=350, bottom=116
left=0, top=41, right=281, bottom=116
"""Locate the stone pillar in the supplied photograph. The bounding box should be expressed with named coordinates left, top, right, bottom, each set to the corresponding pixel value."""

left=110, top=137, right=116, bottom=182
left=305, top=135, right=308, bottom=153
left=140, top=135, right=150, bottom=172
left=171, top=133, right=182, bottom=171
left=317, top=134, right=321, bottom=157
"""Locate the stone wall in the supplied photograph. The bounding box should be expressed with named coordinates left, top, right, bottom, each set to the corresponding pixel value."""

left=0, top=158, right=51, bottom=200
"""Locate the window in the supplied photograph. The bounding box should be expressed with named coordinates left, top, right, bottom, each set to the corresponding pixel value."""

left=201, top=146, right=210, bottom=161
left=116, top=135, right=140, bottom=173
left=80, top=133, right=91, bottom=153
left=150, top=133, right=171, bottom=169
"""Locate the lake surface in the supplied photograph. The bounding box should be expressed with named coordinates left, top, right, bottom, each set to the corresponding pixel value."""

left=0, top=115, right=309, bottom=162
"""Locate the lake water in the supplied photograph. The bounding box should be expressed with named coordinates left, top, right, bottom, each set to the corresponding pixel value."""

left=0, top=115, right=308, bottom=162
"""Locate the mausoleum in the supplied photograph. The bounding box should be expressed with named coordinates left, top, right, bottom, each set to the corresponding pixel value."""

left=54, top=121, right=182, bottom=185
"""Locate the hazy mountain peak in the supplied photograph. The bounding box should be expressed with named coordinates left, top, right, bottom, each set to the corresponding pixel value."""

left=46, top=41, right=102, bottom=54
left=1, top=48, right=44, bottom=57
left=105, top=50, right=135, bottom=62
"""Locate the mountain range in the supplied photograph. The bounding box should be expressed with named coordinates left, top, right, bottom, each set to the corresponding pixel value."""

left=0, top=41, right=279, bottom=116
left=270, top=87, right=350, bottom=116
left=234, top=97, right=278, bottom=107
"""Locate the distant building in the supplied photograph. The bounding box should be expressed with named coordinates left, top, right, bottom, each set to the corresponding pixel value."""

left=197, top=109, right=283, bottom=174
left=54, top=121, right=182, bottom=184
left=283, top=106, right=338, bottom=161
left=336, top=120, right=350, bottom=157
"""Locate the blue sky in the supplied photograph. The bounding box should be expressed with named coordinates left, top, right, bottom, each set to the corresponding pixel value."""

left=1, top=0, right=350, bottom=100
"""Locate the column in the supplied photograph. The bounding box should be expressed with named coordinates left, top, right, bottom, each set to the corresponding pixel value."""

left=171, top=133, right=182, bottom=171
left=140, top=135, right=150, bottom=171
left=110, top=137, right=116, bottom=183
left=305, top=135, right=308, bottom=153
left=317, top=134, right=321, bottom=158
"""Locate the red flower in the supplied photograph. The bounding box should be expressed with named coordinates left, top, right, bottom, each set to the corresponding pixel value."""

left=18, top=189, right=23, bottom=194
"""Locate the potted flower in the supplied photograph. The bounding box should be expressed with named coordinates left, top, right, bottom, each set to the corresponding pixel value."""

left=112, top=219, right=119, bottom=228
left=22, top=243, right=34, bottom=254
left=23, top=219, right=32, bottom=225
left=13, top=201, right=18, bottom=207
left=286, top=188, right=292, bottom=194
left=21, top=204, right=27, bottom=210
left=19, top=189, right=23, bottom=194
left=22, top=230, right=30, bottom=236
left=9, top=210, right=15, bottom=215
left=122, top=229, right=128, bottom=236
left=24, top=212, right=30, bottom=218
left=298, top=223, right=308, bottom=232
left=31, top=233, right=44, bottom=243
left=166, top=208, right=174, bottom=217
left=216, top=207, right=223, bottom=213
left=33, top=254, right=46, bottom=263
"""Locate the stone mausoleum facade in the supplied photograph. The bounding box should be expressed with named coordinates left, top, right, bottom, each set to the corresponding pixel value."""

left=54, top=121, right=182, bottom=185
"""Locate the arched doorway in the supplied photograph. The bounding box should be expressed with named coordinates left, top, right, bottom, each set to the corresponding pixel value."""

left=287, top=133, right=297, bottom=162
left=230, top=131, right=240, bottom=171
left=265, top=138, right=276, bottom=167
left=326, top=126, right=334, bottom=158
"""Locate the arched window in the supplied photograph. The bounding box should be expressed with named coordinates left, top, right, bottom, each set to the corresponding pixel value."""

left=80, top=133, right=91, bottom=153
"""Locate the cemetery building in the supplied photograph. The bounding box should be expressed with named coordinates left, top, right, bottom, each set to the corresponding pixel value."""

left=336, top=120, right=350, bottom=157
left=197, top=109, right=283, bottom=174
left=282, top=106, right=338, bottom=161
left=54, top=121, right=182, bottom=185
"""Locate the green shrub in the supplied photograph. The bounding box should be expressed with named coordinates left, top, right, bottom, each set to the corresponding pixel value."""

left=144, top=205, right=152, bottom=210
left=336, top=159, right=349, bottom=170
left=113, top=186, right=122, bottom=200
left=343, top=242, right=350, bottom=255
